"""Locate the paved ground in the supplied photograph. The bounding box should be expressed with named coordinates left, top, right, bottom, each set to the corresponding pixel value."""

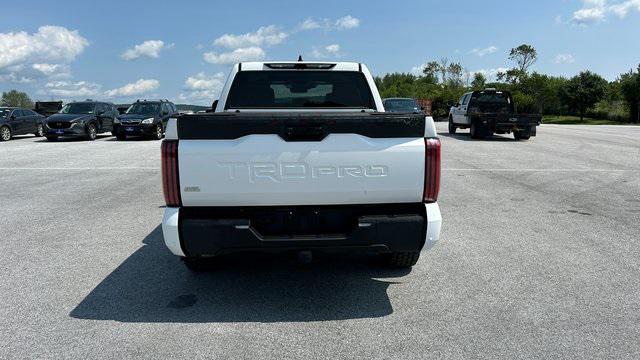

left=1, top=124, right=639, bottom=359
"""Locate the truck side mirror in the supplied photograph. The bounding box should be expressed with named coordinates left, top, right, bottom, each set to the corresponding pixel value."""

left=211, top=100, right=219, bottom=112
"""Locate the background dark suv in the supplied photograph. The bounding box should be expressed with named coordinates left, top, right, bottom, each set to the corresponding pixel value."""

left=114, top=100, right=177, bottom=140
left=45, top=101, right=118, bottom=141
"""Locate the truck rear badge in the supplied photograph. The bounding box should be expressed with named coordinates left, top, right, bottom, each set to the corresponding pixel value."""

left=218, top=162, right=389, bottom=183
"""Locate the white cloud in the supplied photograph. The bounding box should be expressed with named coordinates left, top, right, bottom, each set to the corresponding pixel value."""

left=299, top=18, right=322, bottom=30
left=610, top=0, right=640, bottom=16
left=214, top=26, right=287, bottom=49
left=32, top=63, right=70, bottom=78
left=298, top=16, right=361, bottom=31
left=179, top=72, right=226, bottom=103
left=104, top=79, right=159, bottom=98
left=570, top=0, right=640, bottom=24
left=203, top=47, right=265, bottom=64
left=184, top=72, right=225, bottom=91
left=469, top=45, right=498, bottom=57
left=325, top=44, right=340, bottom=54
left=555, top=53, right=576, bottom=64
left=311, top=44, right=342, bottom=58
left=121, top=40, right=173, bottom=60
left=572, top=7, right=606, bottom=24
left=335, top=15, right=360, bottom=29
left=0, top=26, right=88, bottom=69
left=41, top=80, right=101, bottom=98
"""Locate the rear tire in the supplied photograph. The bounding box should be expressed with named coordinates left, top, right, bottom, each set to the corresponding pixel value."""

left=0, top=126, right=11, bottom=141
left=448, top=117, right=457, bottom=134
left=183, top=257, right=215, bottom=272
left=384, top=251, right=421, bottom=268
left=46, top=136, right=58, bottom=142
left=86, top=123, right=97, bottom=141
left=514, top=131, right=530, bottom=141
left=470, top=121, right=479, bottom=139
left=34, top=124, right=44, bottom=137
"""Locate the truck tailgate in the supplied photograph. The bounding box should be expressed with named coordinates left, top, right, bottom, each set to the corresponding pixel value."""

left=175, top=113, right=426, bottom=206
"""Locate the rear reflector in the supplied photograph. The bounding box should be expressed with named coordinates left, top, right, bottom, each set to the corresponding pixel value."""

left=161, top=140, right=181, bottom=207
left=423, top=138, right=441, bottom=203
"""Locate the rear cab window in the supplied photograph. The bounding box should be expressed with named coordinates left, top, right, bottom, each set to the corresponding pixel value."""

left=225, top=71, right=376, bottom=110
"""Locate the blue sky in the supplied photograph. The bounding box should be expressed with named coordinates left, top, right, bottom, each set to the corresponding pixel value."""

left=1, top=0, right=639, bottom=105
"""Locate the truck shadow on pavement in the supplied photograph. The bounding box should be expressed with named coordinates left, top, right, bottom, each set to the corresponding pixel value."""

left=70, top=226, right=409, bottom=323
left=439, top=133, right=515, bottom=142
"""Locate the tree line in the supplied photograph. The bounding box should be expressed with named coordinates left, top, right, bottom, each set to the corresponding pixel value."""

left=3, top=47, right=640, bottom=123
left=374, top=44, right=640, bottom=123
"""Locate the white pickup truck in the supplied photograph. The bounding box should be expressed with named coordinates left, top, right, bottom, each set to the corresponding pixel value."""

left=161, top=61, right=442, bottom=270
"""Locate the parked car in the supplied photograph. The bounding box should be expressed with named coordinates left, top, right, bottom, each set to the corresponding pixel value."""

left=45, top=100, right=118, bottom=141
left=0, top=107, right=46, bottom=141
left=113, top=100, right=177, bottom=141
left=383, top=98, right=423, bottom=113
left=160, top=61, right=442, bottom=271
left=448, top=89, right=541, bottom=140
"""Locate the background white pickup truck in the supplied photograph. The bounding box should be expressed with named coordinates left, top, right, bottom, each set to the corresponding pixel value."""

left=161, top=61, right=442, bottom=270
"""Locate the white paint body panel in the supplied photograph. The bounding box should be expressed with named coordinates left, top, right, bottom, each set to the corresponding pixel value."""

left=179, top=134, right=425, bottom=206
left=162, top=207, right=184, bottom=256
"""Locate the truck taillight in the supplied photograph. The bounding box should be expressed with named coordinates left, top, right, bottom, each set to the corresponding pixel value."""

left=423, top=138, right=441, bottom=203
left=161, top=140, right=181, bottom=207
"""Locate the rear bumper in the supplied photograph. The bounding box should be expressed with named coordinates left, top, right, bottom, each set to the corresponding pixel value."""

left=492, top=121, right=538, bottom=134
left=162, top=203, right=442, bottom=257
left=492, top=118, right=540, bottom=134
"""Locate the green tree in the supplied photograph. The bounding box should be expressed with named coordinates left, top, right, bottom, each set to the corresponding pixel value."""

left=559, top=71, right=608, bottom=120
left=620, top=65, right=640, bottom=123
left=447, top=62, right=464, bottom=88
left=421, top=61, right=440, bottom=84
left=1, top=90, right=34, bottom=108
left=520, top=72, right=567, bottom=114
left=471, top=73, right=487, bottom=90
left=499, top=44, right=537, bottom=85
left=509, top=44, right=537, bottom=76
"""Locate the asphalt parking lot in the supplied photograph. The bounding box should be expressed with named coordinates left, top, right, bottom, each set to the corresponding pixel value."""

left=1, top=123, right=639, bottom=359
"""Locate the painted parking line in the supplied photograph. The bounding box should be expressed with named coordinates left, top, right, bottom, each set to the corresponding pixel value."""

left=443, top=168, right=640, bottom=172
left=0, top=167, right=160, bottom=170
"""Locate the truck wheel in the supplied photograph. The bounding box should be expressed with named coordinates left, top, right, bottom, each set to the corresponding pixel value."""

left=470, top=121, right=479, bottom=139
left=448, top=117, right=457, bottom=134
left=183, top=257, right=215, bottom=272
left=514, top=131, right=530, bottom=141
left=86, top=123, right=97, bottom=140
left=384, top=251, right=421, bottom=268
left=0, top=126, right=11, bottom=141
left=34, top=124, right=44, bottom=137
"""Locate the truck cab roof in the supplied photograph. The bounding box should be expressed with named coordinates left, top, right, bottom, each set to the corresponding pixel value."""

left=238, top=62, right=362, bottom=72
